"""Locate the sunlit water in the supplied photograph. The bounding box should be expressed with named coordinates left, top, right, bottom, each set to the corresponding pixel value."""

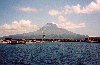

left=0, top=42, right=100, bottom=65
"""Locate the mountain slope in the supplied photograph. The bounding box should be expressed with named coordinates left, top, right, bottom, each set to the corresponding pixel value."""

left=34, top=23, right=74, bottom=35
left=2, top=23, right=88, bottom=39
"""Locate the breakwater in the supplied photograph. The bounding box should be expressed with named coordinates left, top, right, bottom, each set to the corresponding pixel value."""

left=1, top=37, right=100, bottom=44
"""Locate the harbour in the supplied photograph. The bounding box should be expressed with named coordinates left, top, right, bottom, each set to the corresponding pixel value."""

left=0, top=0, right=100, bottom=65
left=0, top=36, right=100, bottom=44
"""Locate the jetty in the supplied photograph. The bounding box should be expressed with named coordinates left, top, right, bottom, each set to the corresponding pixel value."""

left=0, top=37, right=99, bottom=44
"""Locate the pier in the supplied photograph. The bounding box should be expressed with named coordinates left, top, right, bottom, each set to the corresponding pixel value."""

left=85, top=37, right=100, bottom=43
left=0, top=37, right=100, bottom=44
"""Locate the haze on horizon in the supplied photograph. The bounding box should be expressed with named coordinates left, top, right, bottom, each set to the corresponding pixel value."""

left=0, top=0, right=100, bottom=37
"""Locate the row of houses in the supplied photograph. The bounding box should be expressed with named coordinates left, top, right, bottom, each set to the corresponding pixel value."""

left=0, top=37, right=100, bottom=44
left=85, top=37, right=100, bottom=43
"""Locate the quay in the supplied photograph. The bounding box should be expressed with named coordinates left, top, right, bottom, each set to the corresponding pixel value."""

left=0, top=37, right=100, bottom=44
left=85, top=37, right=100, bottom=43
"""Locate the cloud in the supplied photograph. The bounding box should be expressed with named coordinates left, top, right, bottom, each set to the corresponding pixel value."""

left=19, top=7, right=37, bottom=12
left=0, top=20, right=38, bottom=36
left=58, top=16, right=66, bottom=22
left=57, top=16, right=86, bottom=29
left=48, top=9, right=61, bottom=16
left=57, top=22, right=85, bottom=29
left=64, top=4, right=82, bottom=14
left=64, top=0, right=100, bottom=14
left=48, top=0, right=100, bottom=15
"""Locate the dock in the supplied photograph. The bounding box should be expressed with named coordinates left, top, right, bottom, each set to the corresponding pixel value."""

left=0, top=37, right=99, bottom=44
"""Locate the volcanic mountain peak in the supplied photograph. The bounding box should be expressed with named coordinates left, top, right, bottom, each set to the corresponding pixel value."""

left=42, top=23, right=58, bottom=29
left=34, top=23, right=74, bottom=35
left=2, top=23, right=87, bottom=39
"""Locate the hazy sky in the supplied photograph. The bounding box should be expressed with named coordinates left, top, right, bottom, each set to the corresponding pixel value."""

left=0, top=0, right=100, bottom=36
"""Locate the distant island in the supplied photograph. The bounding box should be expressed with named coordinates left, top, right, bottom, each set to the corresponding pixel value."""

left=0, top=23, right=100, bottom=43
left=1, top=23, right=88, bottom=39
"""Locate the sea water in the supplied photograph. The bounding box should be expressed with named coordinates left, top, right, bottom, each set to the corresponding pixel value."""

left=0, top=42, right=100, bottom=65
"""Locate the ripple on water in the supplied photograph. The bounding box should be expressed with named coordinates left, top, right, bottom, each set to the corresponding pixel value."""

left=0, top=42, right=100, bottom=65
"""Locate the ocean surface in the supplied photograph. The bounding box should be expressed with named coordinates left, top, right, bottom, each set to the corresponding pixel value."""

left=0, top=42, right=100, bottom=65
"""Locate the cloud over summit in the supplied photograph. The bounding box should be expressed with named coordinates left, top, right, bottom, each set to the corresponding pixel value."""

left=48, top=10, right=61, bottom=16
left=57, top=16, right=86, bottom=29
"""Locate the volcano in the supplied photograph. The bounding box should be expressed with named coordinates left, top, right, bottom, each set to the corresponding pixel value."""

left=2, top=23, right=88, bottom=39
